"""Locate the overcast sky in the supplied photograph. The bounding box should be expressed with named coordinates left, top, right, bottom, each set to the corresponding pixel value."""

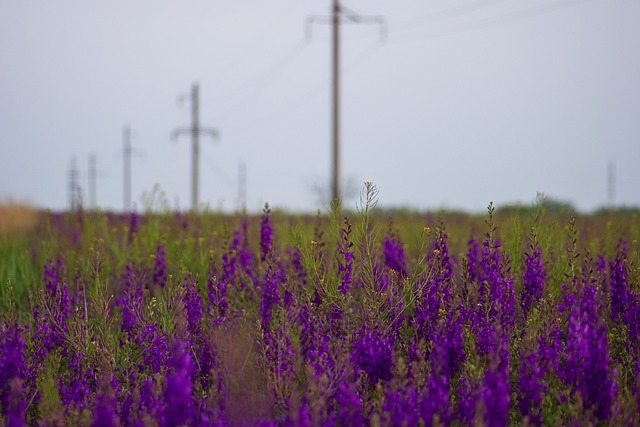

left=1, top=0, right=638, bottom=213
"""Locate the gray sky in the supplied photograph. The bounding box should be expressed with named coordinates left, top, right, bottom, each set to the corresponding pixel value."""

left=1, top=0, right=639, bottom=213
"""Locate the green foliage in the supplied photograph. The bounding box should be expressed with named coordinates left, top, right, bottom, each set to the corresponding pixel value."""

left=2, top=187, right=640, bottom=425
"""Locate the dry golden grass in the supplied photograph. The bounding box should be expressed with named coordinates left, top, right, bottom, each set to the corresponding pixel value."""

left=0, top=202, right=39, bottom=237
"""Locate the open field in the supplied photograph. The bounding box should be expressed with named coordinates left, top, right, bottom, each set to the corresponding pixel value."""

left=1, top=191, right=640, bottom=425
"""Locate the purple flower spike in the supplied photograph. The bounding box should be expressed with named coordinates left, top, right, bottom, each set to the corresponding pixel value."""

left=260, top=269, right=280, bottom=332
left=383, top=234, right=407, bottom=277
left=260, top=204, right=273, bottom=262
left=518, top=347, right=546, bottom=426
left=352, top=330, right=393, bottom=386
left=521, top=246, right=545, bottom=319
left=338, top=218, right=355, bottom=295
left=92, top=392, right=118, bottom=427
left=564, top=285, right=616, bottom=421
left=5, top=378, right=26, bottom=427
left=610, top=244, right=628, bottom=324
left=466, top=236, right=479, bottom=281
left=163, top=340, right=195, bottom=427
left=182, top=275, right=203, bottom=336
left=333, top=381, right=364, bottom=426
left=480, top=337, right=510, bottom=427
left=152, top=245, right=168, bottom=289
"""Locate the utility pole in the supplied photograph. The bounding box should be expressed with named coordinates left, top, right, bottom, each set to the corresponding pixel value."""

left=172, top=82, right=219, bottom=212
left=122, top=124, right=143, bottom=213
left=307, top=2, right=385, bottom=203
left=238, top=160, right=247, bottom=212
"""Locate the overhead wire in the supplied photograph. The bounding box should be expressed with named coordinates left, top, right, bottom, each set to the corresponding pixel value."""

left=202, top=147, right=235, bottom=190
left=392, top=0, right=509, bottom=33
left=211, top=0, right=302, bottom=83
left=214, top=39, right=309, bottom=120
left=390, top=0, right=596, bottom=41
left=222, top=39, right=384, bottom=135
left=217, top=0, right=594, bottom=134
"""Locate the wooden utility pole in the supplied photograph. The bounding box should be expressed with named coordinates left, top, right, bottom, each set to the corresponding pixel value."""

left=172, top=82, right=219, bottom=211
left=307, top=2, right=385, bottom=203
left=331, top=0, right=341, bottom=203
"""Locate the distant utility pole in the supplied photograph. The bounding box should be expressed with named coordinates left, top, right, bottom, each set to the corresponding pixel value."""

left=237, top=160, right=247, bottom=212
left=68, top=157, right=80, bottom=211
left=172, top=82, right=220, bottom=212
left=307, top=1, right=385, bottom=202
left=122, top=124, right=143, bottom=213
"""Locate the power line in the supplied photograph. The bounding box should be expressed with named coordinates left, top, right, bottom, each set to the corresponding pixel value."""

left=391, top=0, right=595, bottom=41
left=215, top=40, right=309, bottom=120
left=392, top=0, right=508, bottom=33
left=201, top=148, right=235, bottom=190
left=223, top=42, right=384, bottom=135
left=211, top=0, right=304, bottom=85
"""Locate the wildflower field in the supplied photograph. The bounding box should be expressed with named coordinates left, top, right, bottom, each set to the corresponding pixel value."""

left=1, top=187, right=640, bottom=426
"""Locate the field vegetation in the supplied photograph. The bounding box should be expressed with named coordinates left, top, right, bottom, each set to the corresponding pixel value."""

left=1, top=186, right=640, bottom=426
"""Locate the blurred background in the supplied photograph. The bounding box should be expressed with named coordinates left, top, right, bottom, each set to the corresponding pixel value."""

left=1, top=0, right=638, bottom=213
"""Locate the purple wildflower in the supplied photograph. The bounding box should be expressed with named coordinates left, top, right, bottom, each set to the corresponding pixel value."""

left=59, top=352, right=94, bottom=409
left=140, top=323, right=169, bottom=374
left=0, top=323, right=26, bottom=417
left=521, top=245, right=545, bottom=319
left=383, top=234, right=407, bottom=277
left=288, top=247, right=307, bottom=288
left=476, top=238, right=516, bottom=341
left=518, top=345, right=547, bottom=426
left=43, top=260, right=70, bottom=346
left=208, top=275, right=228, bottom=324
left=260, top=203, right=273, bottom=262
left=128, top=211, right=139, bottom=242
left=563, top=285, right=616, bottom=421
left=120, top=264, right=143, bottom=337
left=337, top=217, right=354, bottom=295
left=480, top=335, right=510, bottom=427
left=455, top=375, right=479, bottom=425
left=352, top=329, right=393, bottom=386
left=152, top=245, right=168, bottom=289
left=4, top=378, right=26, bottom=427
left=441, top=312, right=465, bottom=378
left=182, top=275, right=203, bottom=336
left=174, top=210, right=188, bottom=231
left=610, top=245, right=628, bottom=324
left=331, top=381, right=364, bottom=426
left=423, top=326, right=453, bottom=425
left=163, top=340, right=195, bottom=427
left=238, top=219, right=255, bottom=273
left=260, top=269, right=280, bottom=331
left=383, top=386, right=420, bottom=426
left=434, top=228, right=453, bottom=287
left=92, top=382, right=118, bottom=427
left=466, top=236, right=479, bottom=281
